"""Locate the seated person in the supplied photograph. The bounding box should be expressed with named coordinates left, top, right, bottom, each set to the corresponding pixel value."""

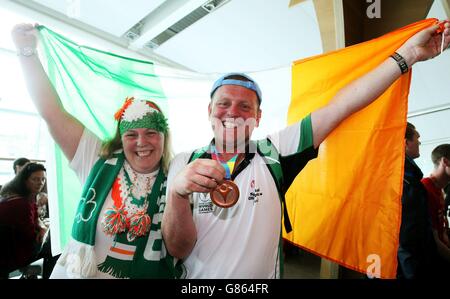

left=0, top=163, right=48, bottom=271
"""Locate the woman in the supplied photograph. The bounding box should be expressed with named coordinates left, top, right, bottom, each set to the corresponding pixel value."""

left=12, top=24, right=178, bottom=278
left=0, top=163, right=48, bottom=271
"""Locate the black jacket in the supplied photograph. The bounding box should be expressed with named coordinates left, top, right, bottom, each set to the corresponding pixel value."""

left=397, top=156, right=436, bottom=279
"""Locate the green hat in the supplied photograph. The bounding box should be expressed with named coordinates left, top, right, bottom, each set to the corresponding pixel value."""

left=114, top=97, right=168, bottom=135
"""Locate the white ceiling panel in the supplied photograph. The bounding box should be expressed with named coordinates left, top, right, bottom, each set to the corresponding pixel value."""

left=32, top=0, right=167, bottom=37
left=154, top=0, right=322, bottom=73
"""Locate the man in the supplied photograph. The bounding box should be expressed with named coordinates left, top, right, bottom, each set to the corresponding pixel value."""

left=162, top=21, right=450, bottom=278
left=397, top=123, right=435, bottom=279
left=13, top=157, right=30, bottom=174
left=422, top=144, right=450, bottom=266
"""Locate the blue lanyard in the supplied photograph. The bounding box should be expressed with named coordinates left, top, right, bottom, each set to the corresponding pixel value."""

left=211, top=145, right=238, bottom=179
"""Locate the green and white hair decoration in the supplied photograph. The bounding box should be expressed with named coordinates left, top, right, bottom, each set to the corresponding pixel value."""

left=114, top=97, right=168, bottom=135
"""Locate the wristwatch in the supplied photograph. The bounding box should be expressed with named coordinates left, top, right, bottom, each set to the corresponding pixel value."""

left=17, top=46, right=37, bottom=57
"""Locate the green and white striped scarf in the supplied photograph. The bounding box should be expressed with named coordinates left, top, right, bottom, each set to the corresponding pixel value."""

left=57, top=151, right=180, bottom=278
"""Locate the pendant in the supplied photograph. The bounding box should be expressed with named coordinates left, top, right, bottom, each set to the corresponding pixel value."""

left=210, top=180, right=240, bottom=208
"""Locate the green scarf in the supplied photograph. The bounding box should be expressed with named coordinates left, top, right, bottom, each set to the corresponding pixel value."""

left=57, top=151, right=181, bottom=278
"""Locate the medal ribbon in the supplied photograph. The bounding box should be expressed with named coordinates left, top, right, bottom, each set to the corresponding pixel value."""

left=211, top=145, right=238, bottom=179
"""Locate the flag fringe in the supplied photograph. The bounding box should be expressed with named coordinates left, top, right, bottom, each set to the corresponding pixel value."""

left=57, top=238, right=98, bottom=278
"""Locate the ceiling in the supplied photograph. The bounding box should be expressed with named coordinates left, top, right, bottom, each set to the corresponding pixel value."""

left=8, top=0, right=447, bottom=73
left=4, top=0, right=450, bottom=175
left=30, top=0, right=167, bottom=37
left=10, top=0, right=325, bottom=73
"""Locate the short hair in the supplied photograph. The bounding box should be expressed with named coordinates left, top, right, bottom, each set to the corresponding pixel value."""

left=431, top=144, right=450, bottom=167
left=13, top=157, right=30, bottom=173
left=405, top=122, right=416, bottom=140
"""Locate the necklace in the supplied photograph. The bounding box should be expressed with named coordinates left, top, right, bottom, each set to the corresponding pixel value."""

left=101, top=162, right=157, bottom=242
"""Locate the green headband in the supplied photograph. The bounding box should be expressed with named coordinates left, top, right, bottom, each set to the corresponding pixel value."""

left=119, top=111, right=168, bottom=135
left=115, top=98, right=169, bottom=136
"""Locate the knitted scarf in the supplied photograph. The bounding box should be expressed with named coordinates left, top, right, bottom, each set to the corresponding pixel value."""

left=57, top=151, right=181, bottom=278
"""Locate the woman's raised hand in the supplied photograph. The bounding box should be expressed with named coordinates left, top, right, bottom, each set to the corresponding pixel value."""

left=11, top=23, right=38, bottom=50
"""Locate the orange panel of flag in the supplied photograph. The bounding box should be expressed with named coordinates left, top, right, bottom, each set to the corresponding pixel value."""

left=284, top=19, right=437, bottom=278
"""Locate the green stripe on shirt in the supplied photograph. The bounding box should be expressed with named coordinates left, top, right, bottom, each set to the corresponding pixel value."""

left=297, top=114, right=314, bottom=152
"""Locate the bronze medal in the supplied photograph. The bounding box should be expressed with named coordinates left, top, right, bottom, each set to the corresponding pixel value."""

left=210, top=180, right=240, bottom=208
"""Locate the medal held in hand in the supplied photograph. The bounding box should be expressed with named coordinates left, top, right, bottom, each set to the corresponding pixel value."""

left=210, top=180, right=240, bottom=208
left=210, top=146, right=240, bottom=208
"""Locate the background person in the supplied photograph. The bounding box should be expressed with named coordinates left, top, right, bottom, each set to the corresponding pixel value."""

left=0, top=163, right=48, bottom=273
left=397, top=122, right=436, bottom=279
left=13, top=157, right=30, bottom=175
left=421, top=144, right=450, bottom=274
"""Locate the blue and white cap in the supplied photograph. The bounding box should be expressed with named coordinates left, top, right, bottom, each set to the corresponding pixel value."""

left=210, top=72, right=262, bottom=105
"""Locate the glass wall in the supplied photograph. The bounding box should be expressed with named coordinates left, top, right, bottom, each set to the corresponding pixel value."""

left=0, top=9, right=48, bottom=186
